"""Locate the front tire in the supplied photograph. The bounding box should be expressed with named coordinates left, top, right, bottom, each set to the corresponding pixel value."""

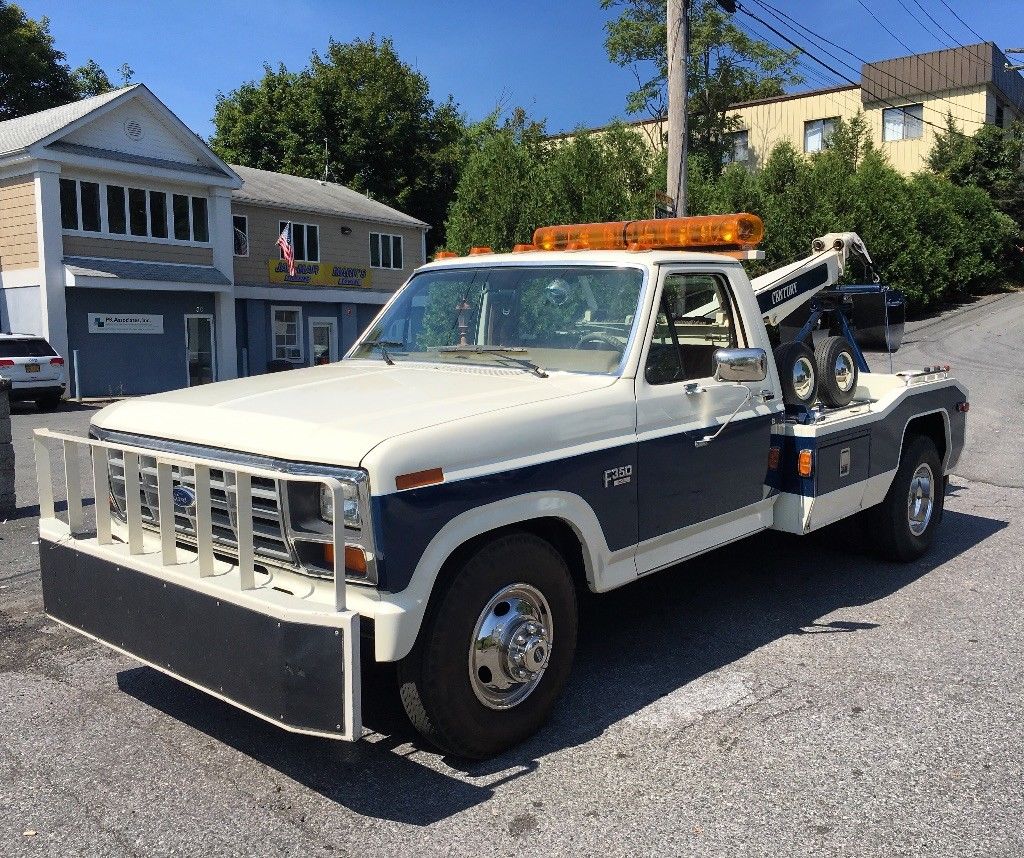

left=397, top=531, right=578, bottom=758
left=868, top=435, right=944, bottom=561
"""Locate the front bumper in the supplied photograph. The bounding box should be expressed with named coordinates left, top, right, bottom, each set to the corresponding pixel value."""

left=41, top=537, right=358, bottom=737
left=33, top=428, right=362, bottom=741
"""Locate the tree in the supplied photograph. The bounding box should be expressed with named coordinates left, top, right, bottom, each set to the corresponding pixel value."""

left=0, top=2, right=77, bottom=120
left=443, top=110, right=552, bottom=254
left=72, top=59, right=113, bottom=97
left=601, top=0, right=802, bottom=168
left=927, top=115, right=1024, bottom=226
left=211, top=37, right=466, bottom=249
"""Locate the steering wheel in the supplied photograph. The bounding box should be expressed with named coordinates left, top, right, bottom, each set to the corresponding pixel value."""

left=577, top=332, right=624, bottom=353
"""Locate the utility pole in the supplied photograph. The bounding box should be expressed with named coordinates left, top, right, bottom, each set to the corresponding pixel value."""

left=1006, top=48, right=1024, bottom=72
left=666, top=0, right=688, bottom=216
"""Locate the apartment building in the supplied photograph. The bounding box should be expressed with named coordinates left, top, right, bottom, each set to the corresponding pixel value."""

left=568, top=42, right=1024, bottom=175
left=0, top=84, right=427, bottom=396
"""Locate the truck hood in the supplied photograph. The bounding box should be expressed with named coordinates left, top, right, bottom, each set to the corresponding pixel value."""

left=92, top=360, right=618, bottom=467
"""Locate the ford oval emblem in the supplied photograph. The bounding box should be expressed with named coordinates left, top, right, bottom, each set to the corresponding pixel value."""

left=172, top=485, right=197, bottom=511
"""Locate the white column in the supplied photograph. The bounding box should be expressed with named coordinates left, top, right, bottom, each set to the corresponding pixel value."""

left=33, top=163, right=69, bottom=359
left=209, top=186, right=237, bottom=381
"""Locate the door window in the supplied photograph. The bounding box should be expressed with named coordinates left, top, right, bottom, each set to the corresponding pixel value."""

left=311, top=320, right=337, bottom=364
left=645, top=273, right=738, bottom=385
left=186, top=316, right=215, bottom=386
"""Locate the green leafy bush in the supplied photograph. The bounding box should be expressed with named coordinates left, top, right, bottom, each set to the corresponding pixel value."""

left=444, top=112, right=1015, bottom=310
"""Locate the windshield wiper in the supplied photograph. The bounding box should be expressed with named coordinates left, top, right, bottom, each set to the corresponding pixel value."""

left=435, top=345, right=548, bottom=378
left=361, top=339, right=404, bottom=366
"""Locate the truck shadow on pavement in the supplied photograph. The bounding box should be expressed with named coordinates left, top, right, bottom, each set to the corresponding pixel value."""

left=118, top=498, right=1006, bottom=826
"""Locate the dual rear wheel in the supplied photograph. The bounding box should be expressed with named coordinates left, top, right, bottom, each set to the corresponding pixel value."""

left=773, top=335, right=859, bottom=408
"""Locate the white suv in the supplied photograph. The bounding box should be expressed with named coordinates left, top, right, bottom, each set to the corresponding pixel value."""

left=0, top=333, right=67, bottom=409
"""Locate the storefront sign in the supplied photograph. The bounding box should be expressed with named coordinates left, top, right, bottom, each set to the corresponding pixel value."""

left=267, top=260, right=373, bottom=288
left=88, top=313, right=164, bottom=334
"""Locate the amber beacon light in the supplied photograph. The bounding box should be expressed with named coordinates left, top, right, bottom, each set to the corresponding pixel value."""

left=532, top=213, right=764, bottom=252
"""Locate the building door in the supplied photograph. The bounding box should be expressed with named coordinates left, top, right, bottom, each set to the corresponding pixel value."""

left=309, top=317, right=339, bottom=365
left=185, top=314, right=216, bottom=386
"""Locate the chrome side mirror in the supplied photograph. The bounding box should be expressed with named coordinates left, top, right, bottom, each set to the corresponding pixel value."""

left=713, top=347, right=767, bottom=383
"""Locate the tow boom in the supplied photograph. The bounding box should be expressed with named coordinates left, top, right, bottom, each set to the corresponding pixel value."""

left=750, top=232, right=877, bottom=325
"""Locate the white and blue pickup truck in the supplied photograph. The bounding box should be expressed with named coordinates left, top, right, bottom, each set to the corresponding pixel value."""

left=35, top=214, right=967, bottom=758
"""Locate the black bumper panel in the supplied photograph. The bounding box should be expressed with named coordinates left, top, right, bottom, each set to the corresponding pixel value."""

left=40, top=539, right=350, bottom=736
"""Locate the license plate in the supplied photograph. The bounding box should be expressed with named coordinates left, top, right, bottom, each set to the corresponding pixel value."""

left=25, top=363, right=40, bottom=373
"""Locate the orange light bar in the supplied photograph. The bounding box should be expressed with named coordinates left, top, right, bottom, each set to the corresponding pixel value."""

left=395, top=467, right=445, bottom=491
left=468, top=246, right=493, bottom=255
left=532, top=213, right=764, bottom=252
left=797, top=449, right=814, bottom=478
left=512, top=243, right=537, bottom=252
left=434, top=250, right=458, bottom=259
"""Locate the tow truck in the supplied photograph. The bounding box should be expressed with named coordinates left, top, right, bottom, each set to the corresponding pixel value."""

left=35, top=213, right=967, bottom=758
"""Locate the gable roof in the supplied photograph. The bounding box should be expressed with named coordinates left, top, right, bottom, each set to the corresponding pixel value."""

left=0, top=86, right=134, bottom=156
left=0, top=84, right=239, bottom=185
left=230, top=164, right=429, bottom=230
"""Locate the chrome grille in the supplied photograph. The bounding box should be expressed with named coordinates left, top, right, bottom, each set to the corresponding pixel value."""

left=107, top=452, right=293, bottom=564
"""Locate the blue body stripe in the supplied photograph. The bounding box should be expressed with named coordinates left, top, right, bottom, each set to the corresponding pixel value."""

left=372, top=386, right=965, bottom=594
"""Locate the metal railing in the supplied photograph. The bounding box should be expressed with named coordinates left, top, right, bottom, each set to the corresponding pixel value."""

left=33, top=428, right=350, bottom=612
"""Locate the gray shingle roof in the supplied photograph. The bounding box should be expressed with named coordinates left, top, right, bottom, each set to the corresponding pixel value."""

left=230, top=164, right=429, bottom=229
left=64, top=256, right=231, bottom=286
left=0, top=87, right=135, bottom=156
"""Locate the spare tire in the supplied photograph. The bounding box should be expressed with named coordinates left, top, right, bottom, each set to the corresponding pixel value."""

left=814, top=335, right=859, bottom=408
left=773, top=341, right=817, bottom=407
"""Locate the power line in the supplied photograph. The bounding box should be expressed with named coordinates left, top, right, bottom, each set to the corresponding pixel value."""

left=935, top=0, right=987, bottom=44
left=909, top=0, right=965, bottom=49
left=735, top=3, right=970, bottom=136
left=750, top=0, right=990, bottom=122
left=893, top=0, right=956, bottom=49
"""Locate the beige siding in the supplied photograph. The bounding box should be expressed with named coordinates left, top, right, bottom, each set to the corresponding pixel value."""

left=607, top=83, right=992, bottom=175
left=864, top=86, right=989, bottom=175
left=232, top=202, right=424, bottom=292
left=62, top=235, right=213, bottom=265
left=0, top=177, right=39, bottom=270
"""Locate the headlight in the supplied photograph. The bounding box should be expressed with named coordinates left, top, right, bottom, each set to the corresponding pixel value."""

left=320, top=482, right=361, bottom=529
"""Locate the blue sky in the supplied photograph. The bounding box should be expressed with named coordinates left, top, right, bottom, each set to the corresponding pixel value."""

left=21, top=0, right=1023, bottom=139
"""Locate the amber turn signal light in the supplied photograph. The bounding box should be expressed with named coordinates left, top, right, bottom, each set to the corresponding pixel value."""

left=324, top=544, right=369, bottom=577
left=797, top=449, right=814, bottom=478
left=395, top=467, right=445, bottom=491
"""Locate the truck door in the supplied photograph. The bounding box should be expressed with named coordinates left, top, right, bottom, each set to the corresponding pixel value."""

left=635, top=267, right=773, bottom=574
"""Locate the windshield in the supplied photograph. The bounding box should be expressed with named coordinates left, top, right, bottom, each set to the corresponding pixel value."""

left=350, top=264, right=646, bottom=375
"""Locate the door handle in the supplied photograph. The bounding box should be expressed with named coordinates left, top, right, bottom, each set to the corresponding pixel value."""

left=683, top=382, right=706, bottom=396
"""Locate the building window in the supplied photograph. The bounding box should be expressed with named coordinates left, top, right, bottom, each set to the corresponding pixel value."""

left=279, top=221, right=319, bottom=262
left=722, top=130, right=749, bottom=165
left=59, top=178, right=79, bottom=229
left=59, top=178, right=207, bottom=242
left=128, top=187, right=148, bottom=236
left=191, top=197, right=209, bottom=242
left=233, top=215, right=248, bottom=256
left=106, top=185, right=126, bottom=234
left=149, top=191, right=168, bottom=239
left=173, top=194, right=190, bottom=240
left=272, top=306, right=302, bottom=361
left=804, top=117, right=838, bottom=153
left=370, top=232, right=404, bottom=269
left=882, top=104, right=923, bottom=141
left=995, top=104, right=1005, bottom=127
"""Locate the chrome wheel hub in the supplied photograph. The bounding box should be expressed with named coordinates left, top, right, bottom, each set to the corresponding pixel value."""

left=834, top=352, right=855, bottom=393
left=468, top=584, right=553, bottom=710
left=907, top=463, right=935, bottom=536
left=793, top=356, right=815, bottom=401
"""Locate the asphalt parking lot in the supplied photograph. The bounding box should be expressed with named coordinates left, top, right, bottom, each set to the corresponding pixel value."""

left=2, top=292, right=1022, bottom=856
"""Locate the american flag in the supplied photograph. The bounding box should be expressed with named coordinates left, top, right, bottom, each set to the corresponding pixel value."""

left=277, top=223, right=296, bottom=276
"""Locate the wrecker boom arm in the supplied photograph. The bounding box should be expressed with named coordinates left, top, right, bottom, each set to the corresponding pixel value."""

left=749, top=232, right=876, bottom=325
